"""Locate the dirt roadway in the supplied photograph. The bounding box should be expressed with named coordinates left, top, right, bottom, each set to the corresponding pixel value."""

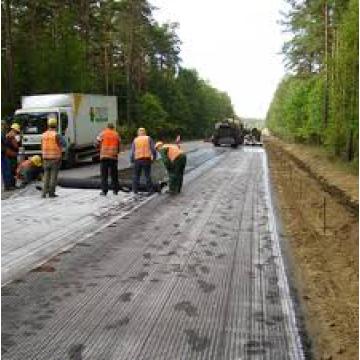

left=265, top=140, right=358, bottom=360
left=2, top=147, right=305, bottom=359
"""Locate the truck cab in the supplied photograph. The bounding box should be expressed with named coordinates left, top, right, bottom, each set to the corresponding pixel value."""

left=14, top=107, right=72, bottom=163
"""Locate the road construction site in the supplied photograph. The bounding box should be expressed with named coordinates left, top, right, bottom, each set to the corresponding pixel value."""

left=2, top=142, right=307, bottom=359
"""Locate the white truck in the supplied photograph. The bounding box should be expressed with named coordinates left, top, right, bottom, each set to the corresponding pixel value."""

left=14, top=94, right=118, bottom=167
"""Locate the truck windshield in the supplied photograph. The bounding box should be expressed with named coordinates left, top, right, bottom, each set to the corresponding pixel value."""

left=13, top=113, right=58, bottom=135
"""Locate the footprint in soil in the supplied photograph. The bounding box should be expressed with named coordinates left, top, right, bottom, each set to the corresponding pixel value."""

left=119, top=292, right=133, bottom=302
left=68, top=343, right=85, bottom=360
left=197, top=280, right=216, bottom=293
left=174, top=301, right=198, bottom=317
left=143, top=253, right=151, bottom=260
left=165, top=250, right=177, bottom=256
left=162, top=240, right=170, bottom=246
left=129, top=272, right=148, bottom=281
left=105, top=316, right=130, bottom=330
left=199, top=265, right=210, bottom=274
left=244, top=340, right=271, bottom=355
left=253, top=311, right=265, bottom=323
left=184, top=329, right=210, bottom=352
left=266, top=290, right=280, bottom=304
left=2, top=333, right=16, bottom=349
left=36, top=314, right=52, bottom=321
left=209, top=241, right=218, bottom=247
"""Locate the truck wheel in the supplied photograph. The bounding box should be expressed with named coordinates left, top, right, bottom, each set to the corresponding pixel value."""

left=214, top=143, right=220, bottom=147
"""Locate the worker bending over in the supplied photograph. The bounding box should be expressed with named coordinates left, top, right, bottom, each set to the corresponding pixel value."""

left=16, top=155, right=42, bottom=187
left=130, top=128, right=157, bottom=195
left=96, top=123, right=120, bottom=196
left=41, top=116, right=63, bottom=198
left=155, top=142, right=187, bottom=195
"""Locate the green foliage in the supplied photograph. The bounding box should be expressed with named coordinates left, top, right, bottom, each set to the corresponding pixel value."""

left=267, top=0, right=358, bottom=165
left=137, top=92, right=168, bottom=132
left=2, top=0, right=234, bottom=141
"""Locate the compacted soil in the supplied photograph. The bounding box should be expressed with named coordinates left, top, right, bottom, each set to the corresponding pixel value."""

left=265, top=137, right=358, bottom=360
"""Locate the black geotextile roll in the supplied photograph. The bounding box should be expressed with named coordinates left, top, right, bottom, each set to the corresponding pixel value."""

left=57, top=177, right=166, bottom=193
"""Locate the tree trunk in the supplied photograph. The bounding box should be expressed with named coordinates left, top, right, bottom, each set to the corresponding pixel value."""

left=323, top=0, right=329, bottom=128
left=4, top=0, right=15, bottom=109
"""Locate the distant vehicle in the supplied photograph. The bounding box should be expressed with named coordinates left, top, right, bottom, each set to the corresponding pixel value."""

left=212, top=121, right=243, bottom=148
left=243, top=127, right=263, bottom=146
left=14, top=94, right=118, bottom=167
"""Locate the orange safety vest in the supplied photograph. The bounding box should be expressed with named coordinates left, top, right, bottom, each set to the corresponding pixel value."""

left=134, top=135, right=152, bottom=160
left=42, top=130, right=62, bottom=160
left=164, top=144, right=183, bottom=162
left=99, top=128, right=120, bottom=160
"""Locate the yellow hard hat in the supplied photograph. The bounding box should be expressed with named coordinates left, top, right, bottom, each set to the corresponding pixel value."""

left=30, top=155, right=42, bottom=167
left=11, top=123, right=21, bottom=132
left=48, top=116, right=57, bottom=127
left=155, top=141, right=164, bottom=149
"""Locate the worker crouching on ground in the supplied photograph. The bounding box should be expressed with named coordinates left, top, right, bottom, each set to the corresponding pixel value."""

left=155, top=142, right=187, bottom=195
left=130, top=127, right=157, bottom=195
left=41, top=116, right=63, bottom=198
left=16, top=155, right=43, bottom=188
left=6, top=122, right=21, bottom=188
left=95, top=123, right=120, bottom=196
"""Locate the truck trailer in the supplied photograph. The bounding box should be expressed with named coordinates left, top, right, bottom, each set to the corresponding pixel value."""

left=14, top=94, right=118, bottom=167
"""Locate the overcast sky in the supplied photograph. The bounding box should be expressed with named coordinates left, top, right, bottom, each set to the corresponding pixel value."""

left=151, top=0, right=288, bottom=119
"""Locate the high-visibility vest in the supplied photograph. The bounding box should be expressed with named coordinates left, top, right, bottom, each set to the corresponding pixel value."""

left=164, top=144, right=183, bottom=162
left=99, top=128, right=120, bottom=160
left=42, top=130, right=62, bottom=160
left=134, top=135, right=152, bottom=160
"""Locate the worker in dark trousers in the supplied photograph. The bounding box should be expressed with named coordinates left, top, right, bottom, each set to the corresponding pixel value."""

left=96, top=123, right=120, bottom=196
left=130, top=127, right=157, bottom=195
left=6, top=123, right=21, bottom=188
left=41, top=116, right=63, bottom=198
left=1, top=120, right=13, bottom=190
left=155, top=141, right=187, bottom=195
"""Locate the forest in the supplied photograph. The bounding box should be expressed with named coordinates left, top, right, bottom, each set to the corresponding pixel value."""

left=1, top=0, right=234, bottom=140
left=266, top=0, right=358, bottom=165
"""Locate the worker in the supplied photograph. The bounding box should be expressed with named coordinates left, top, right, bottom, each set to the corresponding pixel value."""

left=1, top=120, right=13, bottom=190
left=95, top=123, right=120, bottom=196
left=41, top=115, right=63, bottom=198
left=16, top=155, right=42, bottom=188
left=155, top=141, right=187, bottom=195
left=6, top=122, right=21, bottom=188
left=130, top=127, right=157, bottom=195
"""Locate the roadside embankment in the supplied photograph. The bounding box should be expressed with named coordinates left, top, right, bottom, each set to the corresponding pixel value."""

left=266, top=136, right=358, bottom=214
left=265, top=136, right=358, bottom=360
